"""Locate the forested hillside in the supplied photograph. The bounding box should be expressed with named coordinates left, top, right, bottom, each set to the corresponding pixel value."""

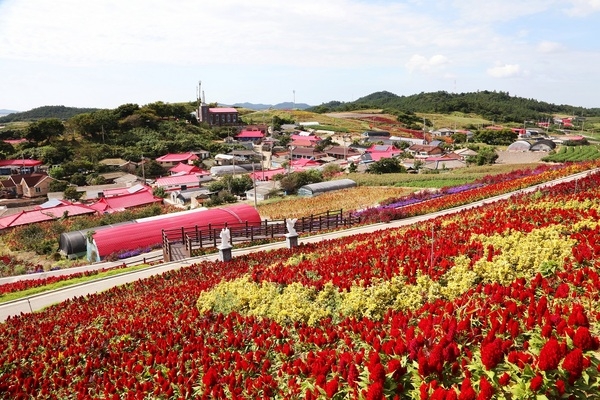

left=309, top=90, right=600, bottom=124
left=0, top=105, right=101, bottom=123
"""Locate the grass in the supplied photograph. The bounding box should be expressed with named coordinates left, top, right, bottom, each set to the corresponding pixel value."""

left=542, top=145, right=600, bottom=162
left=0, top=264, right=151, bottom=303
left=418, top=112, right=491, bottom=129
left=346, top=163, right=542, bottom=188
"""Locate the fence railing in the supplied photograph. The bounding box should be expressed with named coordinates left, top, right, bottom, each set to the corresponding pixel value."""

left=162, top=209, right=360, bottom=261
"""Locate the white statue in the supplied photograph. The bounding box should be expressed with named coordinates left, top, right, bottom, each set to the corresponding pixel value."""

left=219, top=227, right=231, bottom=248
left=286, top=218, right=298, bottom=236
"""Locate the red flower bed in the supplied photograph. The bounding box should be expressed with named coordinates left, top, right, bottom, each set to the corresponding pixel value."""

left=1, top=168, right=600, bottom=398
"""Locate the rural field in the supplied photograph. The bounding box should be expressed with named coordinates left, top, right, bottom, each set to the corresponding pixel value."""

left=1, top=160, right=600, bottom=398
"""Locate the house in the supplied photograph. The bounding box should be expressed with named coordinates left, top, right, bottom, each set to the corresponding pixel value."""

left=0, top=201, right=96, bottom=230
left=453, top=148, right=478, bottom=161
left=102, top=183, right=152, bottom=198
left=154, top=173, right=210, bottom=192
left=235, top=130, right=265, bottom=142
left=362, top=130, right=390, bottom=139
left=0, top=173, right=53, bottom=198
left=364, top=144, right=403, bottom=162
left=155, top=152, right=200, bottom=168
left=323, top=145, right=361, bottom=161
left=423, top=156, right=467, bottom=170
left=390, top=136, right=427, bottom=146
left=169, top=188, right=212, bottom=207
left=406, top=144, right=444, bottom=159
left=245, top=185, right=278, bottom=203
left=289, top=147, right=327, bottom=161
left=0, top=159, right=43, bottom=175
left=89, top=190, right=163, bottom=214
left=98, top=158, right=138, bottom=174
left=168, top=162, right=210, bottom=176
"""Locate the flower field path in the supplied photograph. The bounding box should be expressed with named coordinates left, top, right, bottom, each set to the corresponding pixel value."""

left=0, top=168, right=591, bottom=323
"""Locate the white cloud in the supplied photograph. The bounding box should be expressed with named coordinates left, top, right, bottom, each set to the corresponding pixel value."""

left=537, top=41, right=567, bottom=53
left=406, top=54, right=449, bottom=73
left=487, top=64, right=522, bottom=78
left=564, top=0, right=600, bottom=16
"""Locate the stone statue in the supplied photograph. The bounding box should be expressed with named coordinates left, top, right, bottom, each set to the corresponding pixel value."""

left=219, top=227, right=231, bottom=247
left=286, top=218, right=298, bottom=236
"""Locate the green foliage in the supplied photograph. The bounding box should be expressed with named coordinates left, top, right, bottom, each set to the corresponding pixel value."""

left=25, top=118, right=65, bottom=143
left=542, top=145, right=600, bottom=162
left=473, top=129, right=518, bottom=145
left=278, top=170, right=323, bottom=194
left=0, top=105, right=100, bottom=123
left=367, top=157, right=407, bottom=174
left=152, top=186, right=166, bottom=198
left=308, top=90, right=600, bottom=123
left=48, top=179, right=68, bottom=192
left=63, top=186, right=83, bottom=201
left=467, top=147, right=499, bottom=166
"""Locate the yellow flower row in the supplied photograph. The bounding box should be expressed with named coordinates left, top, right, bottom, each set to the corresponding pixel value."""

left=197, top=225, right=577, bottom=325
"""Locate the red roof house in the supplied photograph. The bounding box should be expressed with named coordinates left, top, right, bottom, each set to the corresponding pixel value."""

left=89, top=190, right=163, bottom=213
left=168, top=162, right=210, bottom=176
left=235, top=130, right=265, bottom=141
left=155, top=153, right=199, bottom=167
left=0, top=203, right=96, bottom=230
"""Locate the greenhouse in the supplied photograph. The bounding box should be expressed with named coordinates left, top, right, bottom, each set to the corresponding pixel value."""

left=297, top=179, right=357, bottom=197
left=506, top=140, right=532, bottom=152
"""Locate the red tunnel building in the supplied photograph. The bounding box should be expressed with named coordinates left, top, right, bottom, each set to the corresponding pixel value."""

left=87, top=204, right=261, bottom=261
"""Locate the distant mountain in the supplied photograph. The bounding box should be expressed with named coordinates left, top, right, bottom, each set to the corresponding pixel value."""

left=232, top=102, right=312, bottom=110
left=0, top=105, right=101, bottom=123
left=0, top=109, right=19, bottom=117
left=308, top=90, right=600, bottom=124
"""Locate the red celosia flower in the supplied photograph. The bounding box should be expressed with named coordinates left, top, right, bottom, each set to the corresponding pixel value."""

left=529, top=374, right=543, bottom=392
left=556, top=379, right=566, bottom=395
left=567, top=304, right=589, bottom=328
left=325, top=377, right=339, bottom=398
left=366, top=381, right=385, bottom=400
left=573, top=326, right=595, bottom=351
left=538, top=338, right=564, bottom=371
left=458, top=378, right=476, bottom=400
left=477, top=376, right=494, bottom=400
left=562, top=348, right=584, bottom=382
left=498, top=372, right=511, bottom=386
left=481, top=338, right=504, bottom=370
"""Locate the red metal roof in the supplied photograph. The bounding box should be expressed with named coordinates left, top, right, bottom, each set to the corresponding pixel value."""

left=91, top=204, right=261, bottom=258
left=155, top=153, right=199, bottom=162
left=0, top=159, right=43, bottom=167
left=169, top=163, right=209, bottom=174
left=0, top=204, right=96, bottom=230
left=89, top=190, right=162, bottom=213
left=154, top=173, right=206, bottom=187
left=209, top=107, right=238, bottom=113
left=236, top=130, right=265, bottom=138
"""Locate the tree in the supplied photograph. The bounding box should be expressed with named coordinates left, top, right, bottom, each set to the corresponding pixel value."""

left=367, top=157, right=406, bottom=174
left=322, top=163, right=343, bottom=179
left=467, top=147, right=498, bottom=165
left=451, top=132, right=467, bottom=144
left=25, top=118, right=65, bottom=143
left=277, top=170, right=323, bottom=194
left=63, top=186, right=83, bottom=201
left=473, top=129, right=517, bottom=145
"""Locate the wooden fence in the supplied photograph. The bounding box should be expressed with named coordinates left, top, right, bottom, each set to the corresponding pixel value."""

left=162, top=209, right=360, bottom=262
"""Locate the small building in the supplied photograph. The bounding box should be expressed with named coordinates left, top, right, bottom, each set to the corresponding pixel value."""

left=362, top=130, right=390, bottom=138
left=168, top=162, right=210, bottom=176
left=0, top=159, right=43, bottom=175
left=530, top=139, right=556, bottom=152
left=170, top=188, right=212, bottom=206
left=245, top=185, right=277, bottom=202
left=323, top=146, right=362, bottom=161
left=197, top=103, right=239, bottom=126
left=364, top=144, right=403, bottom=161
left=235, top=130, right=265, bottom=142
left=89, top=190, right=163, bottom=214
left=297, top=178, right=357, bottom=197
left=406, top=144, right=444, bottom=159
left=98, top=158, right=138, bottom=173
left=155, top=152, right=200, bottom=168
left=154, top=173, right=211, bottom=192
left=210, top=165, right=249, bottom=176
left=0, top=173, right=53, bottom=198
left=0, top=201, right=96, bottom=230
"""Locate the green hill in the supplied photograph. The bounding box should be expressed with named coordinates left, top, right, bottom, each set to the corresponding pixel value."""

left=308, top=90, right=600, bottom=124
left=0, top=105, right=101, bottom=123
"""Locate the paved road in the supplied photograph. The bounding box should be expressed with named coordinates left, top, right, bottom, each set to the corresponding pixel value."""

left=0, top=168, right=594, bottom=323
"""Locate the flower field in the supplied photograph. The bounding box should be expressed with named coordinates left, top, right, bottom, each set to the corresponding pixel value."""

left=2, top=168, right=600, bottom=398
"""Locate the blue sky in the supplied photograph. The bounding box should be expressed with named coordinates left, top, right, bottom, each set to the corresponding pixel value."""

left=1, top=0, right=599, bottom=112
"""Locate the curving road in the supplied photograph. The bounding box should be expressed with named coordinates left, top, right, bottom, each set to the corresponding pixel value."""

left=0, top=168, right=594, bottom=323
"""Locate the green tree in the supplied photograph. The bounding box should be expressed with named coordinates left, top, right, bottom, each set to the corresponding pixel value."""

left=25, top=118, right=65, bottom=143
left=467, top=147, right=498, bottom=165
left=451, top=132, right=467, bottom=144
left=367, top=158, right=406, bottom=174
left=473, top=129, right=517, bottom=145
left=63, top=186, right=83, bottom=201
